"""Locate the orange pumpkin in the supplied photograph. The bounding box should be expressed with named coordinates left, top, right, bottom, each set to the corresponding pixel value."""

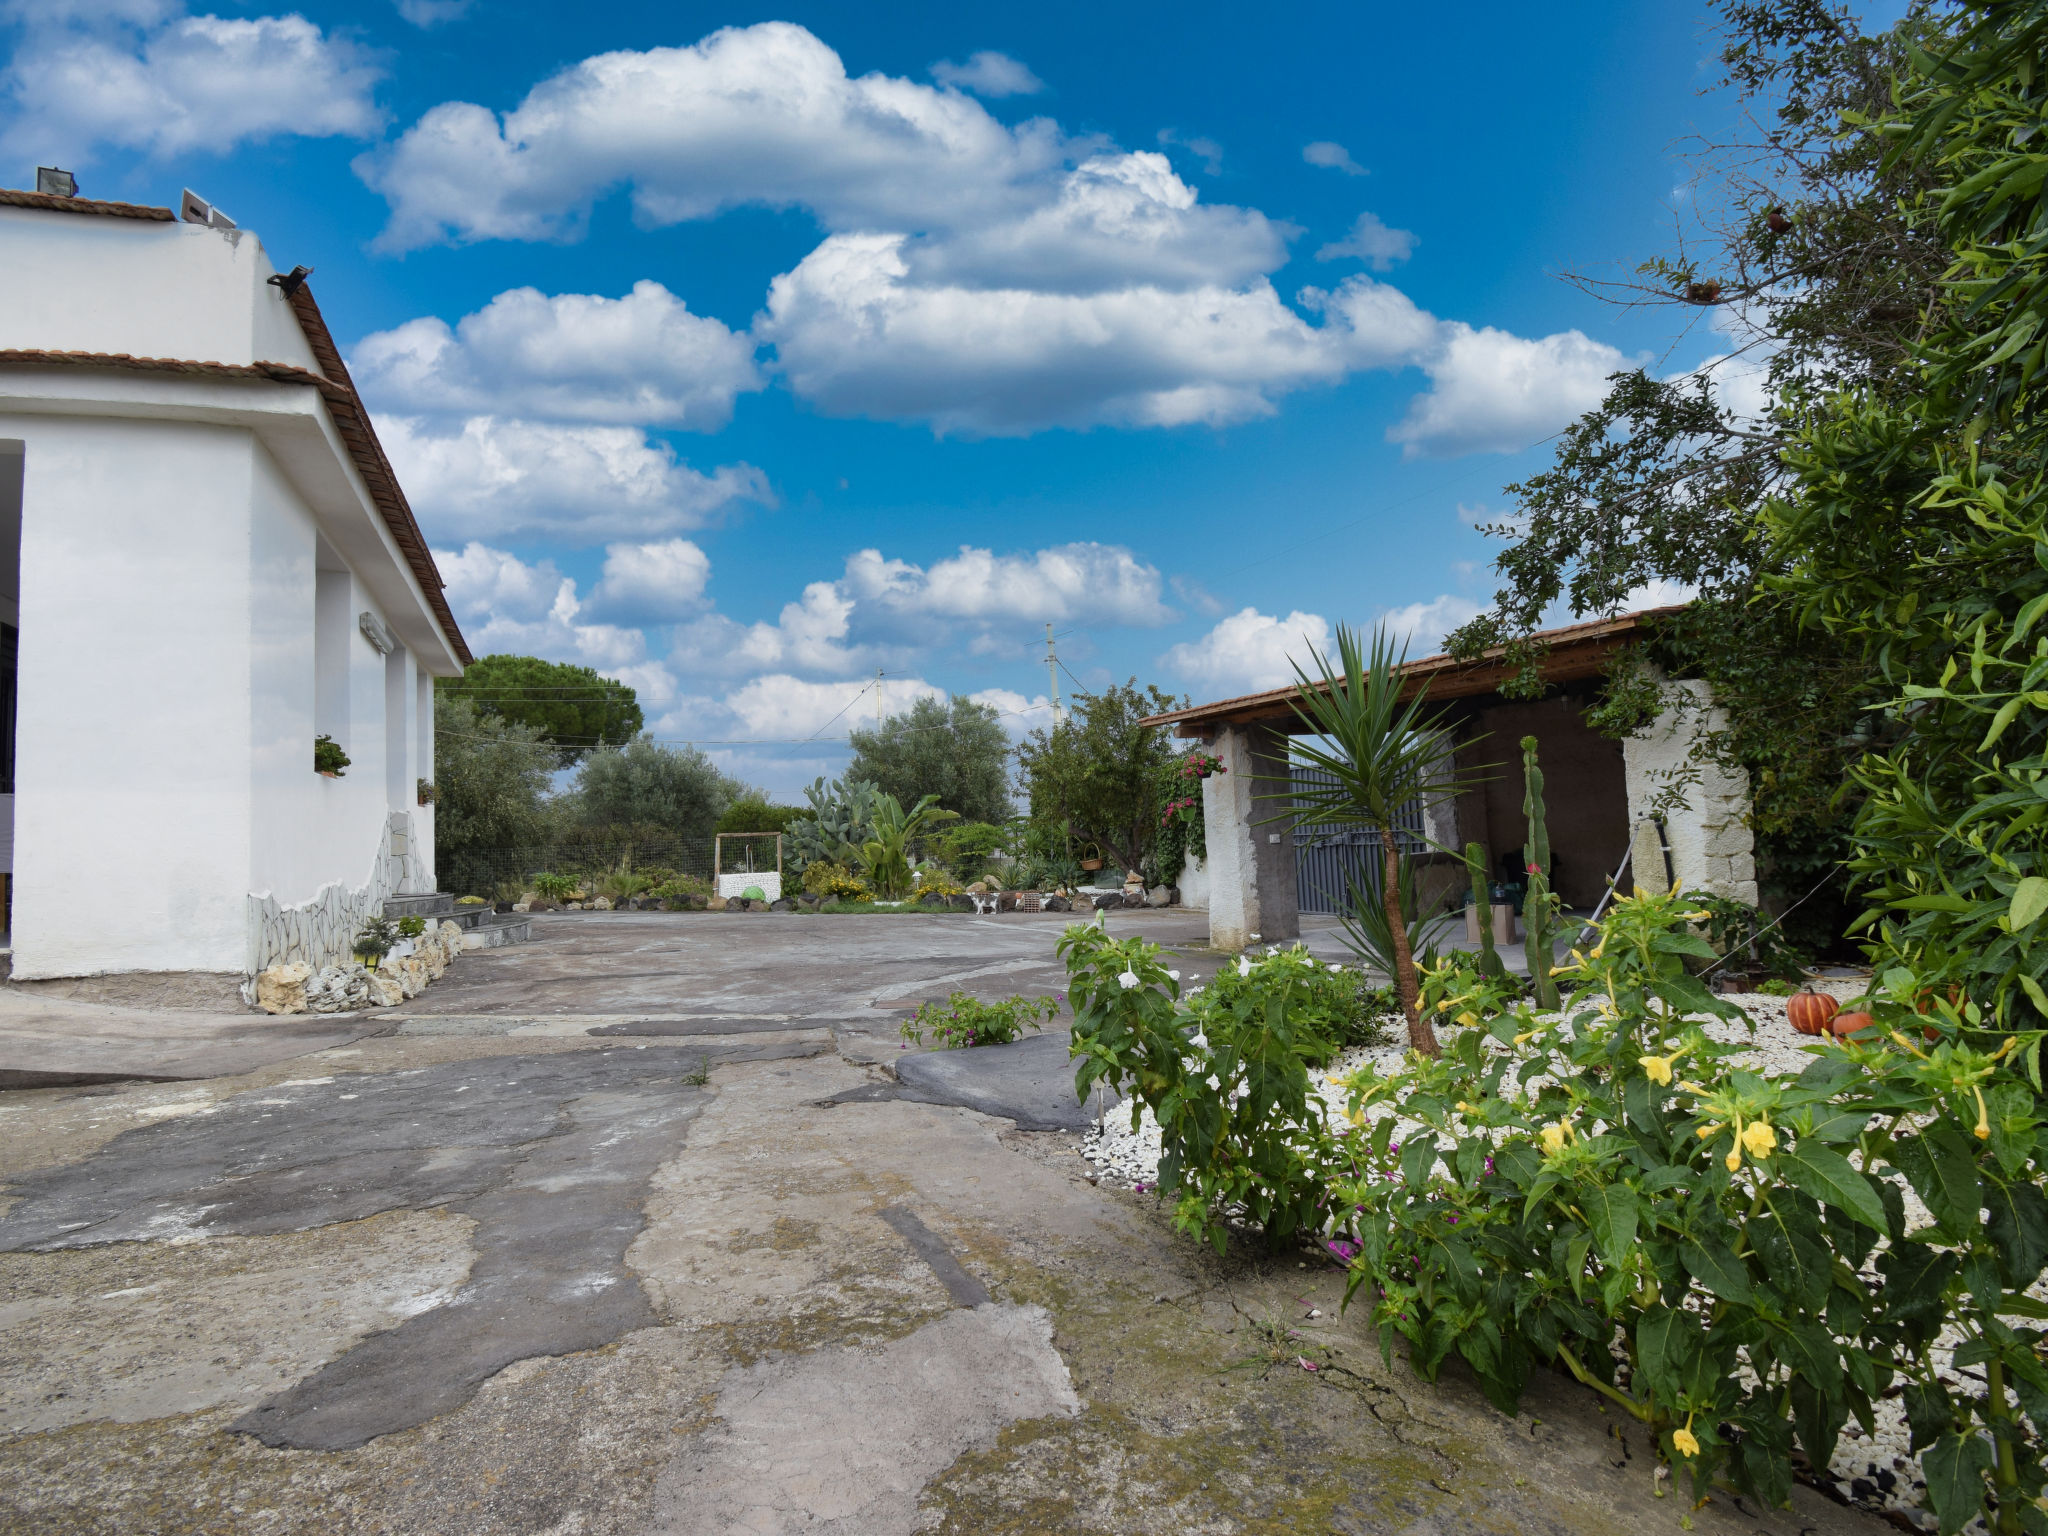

left=1786, top=989, right=1840, bottom=1037
left=1830, top=1011, right=1878, bottom=1038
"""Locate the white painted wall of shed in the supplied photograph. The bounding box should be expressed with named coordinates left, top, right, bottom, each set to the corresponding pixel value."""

left=1176, top=851, right=1208, bottom=911
left=0, top=210, right=318, bottom=372
left=1622, top=678, right=1759, bottom=905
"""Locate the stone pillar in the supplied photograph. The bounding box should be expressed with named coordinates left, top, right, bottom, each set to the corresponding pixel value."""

left=1202, top=722, right=1299, bottom=951
left=1622, top=679, right=1758, bottom=905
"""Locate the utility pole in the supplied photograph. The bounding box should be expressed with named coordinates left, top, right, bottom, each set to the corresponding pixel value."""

left=875, top=667, right=885, bottom=730
left=1045, top=622, right=1063, bottom=726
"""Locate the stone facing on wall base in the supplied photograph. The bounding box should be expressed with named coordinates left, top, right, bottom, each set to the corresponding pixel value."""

left=246, top=814, right=429, bottom=980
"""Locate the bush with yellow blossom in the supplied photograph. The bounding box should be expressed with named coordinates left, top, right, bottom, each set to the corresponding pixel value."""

left=1323, top=884, right=2048, bottom=1533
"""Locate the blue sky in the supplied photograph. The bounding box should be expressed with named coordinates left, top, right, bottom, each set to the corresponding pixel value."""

left=2, top=0, right=1783, bottom=795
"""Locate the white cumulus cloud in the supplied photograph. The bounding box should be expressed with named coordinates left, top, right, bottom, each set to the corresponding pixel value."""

left=395, top=0, right=469, bottom=26
left=1160, top=607, right=1335, bottom=695
left=585, top=538, right=713, bottom=624
left=433, top=541, right=645, bottom=669
left=1390, top=323, right=1635, bottom=459
left=382, top=416, right=770, bottom=543
left=1376, top=593, right=1483, bottom=654
left=1302, top=141, right=1365, bottom=176
left=721, top=673, right=944, bottom=740
left=357, top=21, right=1068, bottom=250
left=1316, top=211, right=1416, bottom=271
left=0, top=2, right=382, bottom=162
left=352, top=281, right=763, bottom=431
left=930, top=49, right=1043, bottom=97
left=843, top=542, right=1172, bottom=627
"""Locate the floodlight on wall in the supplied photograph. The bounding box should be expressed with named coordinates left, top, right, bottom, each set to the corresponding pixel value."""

left=35, top=167, right=76, bottom=198
left=358, top=611, right=396, bottom=655
left=179, top=188, right=237, bottom=231
left=266, top=264, right=313, bottom=296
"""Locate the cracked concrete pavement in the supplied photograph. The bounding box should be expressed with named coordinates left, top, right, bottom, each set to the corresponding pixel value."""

left=0, top=909, right=1896, bottom=1533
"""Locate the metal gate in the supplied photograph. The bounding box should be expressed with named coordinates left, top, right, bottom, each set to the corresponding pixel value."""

left=1292, top=769, right=1427, bottom=916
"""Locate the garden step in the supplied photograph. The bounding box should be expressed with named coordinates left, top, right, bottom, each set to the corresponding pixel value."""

left=383, top=893, right=455, bottom=921
left=460, top=914, right=531, bottom=949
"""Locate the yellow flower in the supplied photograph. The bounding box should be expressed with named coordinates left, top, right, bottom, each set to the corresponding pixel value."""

left=1740, top=1120, right=1776, bottom=1160
left=1725, top=1147, right=1743, bottom=1172
left=1696, top=1121, right=1722, bottom=1140
left=1457, top=1011, right=1479, bottom=1027
left=1540, top=1121, right=1571, bottom=1155
left=1672, top=1420, right=1700, bottom=1459
left=1640, top=1054, right=1674, bottom=1086
left=1974, top=1085, right=1991, bottom=1141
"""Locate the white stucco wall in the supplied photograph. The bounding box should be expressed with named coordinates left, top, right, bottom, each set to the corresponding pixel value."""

left=1622, top=678, right=1759, bottom=906
left=0, top=201, right=466, bottom=979
left=7, top=415, right=255, bottom=975
left=0, top=209, right=318, bottom=372
left=1176, top=850, right=1209, bottom=911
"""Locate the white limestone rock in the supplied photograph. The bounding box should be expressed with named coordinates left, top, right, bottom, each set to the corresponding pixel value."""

left=253, top=962, right=313, bottom=1015
left=365, top=970, right=403, bottom=1007
left=591, top=896, right=613, bottom=911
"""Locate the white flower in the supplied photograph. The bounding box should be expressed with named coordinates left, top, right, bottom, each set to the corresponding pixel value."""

left=1328, top=963, right=1343, bottom=973
left=1248, top=933, right=1261, bottom=941
left=1206, top=1074, right=1222, bottom=1091
left=1237, top=956, right=1253, bottom=977
left=1117, top=970, right=1140, bottom=990
left=1167, top=969, right=1181, bottom=981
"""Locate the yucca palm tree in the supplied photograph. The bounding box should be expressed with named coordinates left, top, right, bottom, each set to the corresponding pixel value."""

left=859, top=792, right=958, bottom=899
left=1281, top=624, right=1485, bottom=1056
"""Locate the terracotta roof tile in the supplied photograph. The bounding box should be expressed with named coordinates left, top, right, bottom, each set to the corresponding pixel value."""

left=0, top=189, right=174, bottom=221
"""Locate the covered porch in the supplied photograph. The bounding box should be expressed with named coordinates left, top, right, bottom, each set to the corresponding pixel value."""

left=1142, top=608, right=1758, bottom=954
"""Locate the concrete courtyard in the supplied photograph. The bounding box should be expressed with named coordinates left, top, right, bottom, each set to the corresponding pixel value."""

left=0, top=910, right=1889, bottom=1534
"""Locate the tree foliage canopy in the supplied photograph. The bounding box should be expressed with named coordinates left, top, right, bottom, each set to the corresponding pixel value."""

left=846, top=694, right=1014, bottom=826
left=432, top=693, right=557, bottom=896
left=1016, top=681, right=1181, bottom=876
left=438, top=655, right=643, bottom=757
left=568, top=736, right=747, bottom=847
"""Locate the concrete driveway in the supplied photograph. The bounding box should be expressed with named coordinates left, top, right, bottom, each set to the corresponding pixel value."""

left=0, top=910, right=1889, bottom=1534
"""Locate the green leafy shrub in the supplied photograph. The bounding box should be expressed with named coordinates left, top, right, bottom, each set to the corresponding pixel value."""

left=1195, top=945, right=1391, bottom=1062
left=396, top=914, right=427, bottom=939
left=652, top=874, right=710, bottom=900
left=901, top=991, right=1060, bottom=1049
left=530, top=872, right=577, bottom=901
left=1064, top=928, right=1343, bottom=1254
left=594, top=866, right=653, bottom=902
left=456, top=895, right=488, bottom=906
left=913, top=866, right=964, bottom=898
left=1687, top=889, right=1804, bottom=980
left=314, top=734, right=350, bottom=776
left=1326, top=886, right=2048, bottom=1534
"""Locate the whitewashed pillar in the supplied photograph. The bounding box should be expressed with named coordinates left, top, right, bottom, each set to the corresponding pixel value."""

left=1622, top=678, right=1758, bottom=904
left=1202, top=722, right=1300, bottom=951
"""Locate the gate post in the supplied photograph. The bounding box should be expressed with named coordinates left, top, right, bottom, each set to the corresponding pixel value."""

left=1202, top=722, right=1299, bottom=952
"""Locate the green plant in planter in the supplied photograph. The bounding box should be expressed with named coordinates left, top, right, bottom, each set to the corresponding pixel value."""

left=314, top=735, right=351, bottom=776
left=352, top=914, right=398, bottom=966
left=396, top=914, right=426, bottom=939
left=416, top=778, right=438, bottom=806
left=1326, top=886, right=2048, bottom=1533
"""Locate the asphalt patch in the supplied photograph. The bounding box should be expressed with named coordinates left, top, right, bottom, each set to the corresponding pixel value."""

left=0, top=1036, right=823, bottom=1449
left=821, top=1031, right=1112, bottom=1133
left=877, top=1206, right=990, bottom=1307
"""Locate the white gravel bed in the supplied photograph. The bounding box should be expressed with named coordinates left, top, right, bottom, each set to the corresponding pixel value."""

left=1075, top=976, right=2022, bottom=1530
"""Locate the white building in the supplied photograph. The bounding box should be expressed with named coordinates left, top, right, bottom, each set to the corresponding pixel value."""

left=0, top=182, right=470, bottom=990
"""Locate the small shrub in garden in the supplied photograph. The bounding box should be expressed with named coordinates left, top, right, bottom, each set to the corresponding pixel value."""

left=901, top=990, right=1060, bottom=1049
left=531, top=872, right=577, bottom=901
left=1325, top=886, right=2048, bottom=1535
left=1196, top=945, right=1391, bottom=1061
left=1064, top=927, right=1343, bottom=1253
left=396, top=914, right=427, bottom=939
left=802, top=861, right=869, bottom=901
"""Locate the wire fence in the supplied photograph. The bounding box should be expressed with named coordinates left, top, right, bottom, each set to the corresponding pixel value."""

left=439, top=829, right=742, bottom=901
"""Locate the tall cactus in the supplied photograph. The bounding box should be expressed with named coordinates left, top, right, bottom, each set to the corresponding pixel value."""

left=1465, top=841, right=1508, bottom=981
left=1521, top=736, right=1560, bottom=1009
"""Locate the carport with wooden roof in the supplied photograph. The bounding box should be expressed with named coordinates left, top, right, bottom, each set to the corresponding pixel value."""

left=1140, top=607, right=1759, bottom=954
